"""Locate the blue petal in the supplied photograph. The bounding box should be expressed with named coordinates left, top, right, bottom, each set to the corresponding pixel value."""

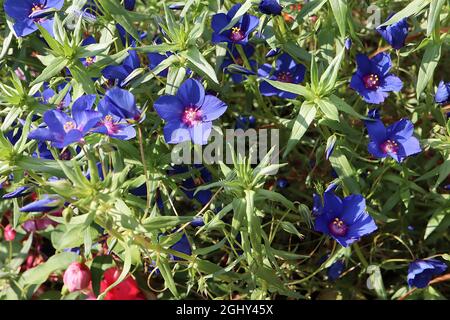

left=371, top=52, right=392, bottom=76
left=435, top=81, right=449, bottom=104
left=176, top=79, right=205, bottom=107
left=200, top=95, right=227, bottom=121
left=380, top=75, right=403, bottom=92
left=364, top=118, right=386, bottom=144
left=63, top=129, right=84, bottom=146
left=323, top=191, right=343, bottom=216
left=153, top=95, right=185, bottom=121
left=163, top=121, right=190, bottom=144
left=387, top=118, right=413, bottom=140
left=189, top=121, right=212, bottom=145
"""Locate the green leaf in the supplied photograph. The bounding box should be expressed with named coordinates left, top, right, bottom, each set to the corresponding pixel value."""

left=328, top=95, right=368, bottom=119
left=22, top=252, right=78, bottom=285
left=319, top=47, right=345, bottom=94
left=157, top=255, right=179, bottom=298
left=297, top=0, right=328, bottom=21
left=328, top=0, right=348, bottom=37
left=89, top=256, right=114, bottom=297
left=424, top=208, right=449, bottom=239
left=30, top=57, right=67, bottom=86
left=279, top=221, right=304, bottom=239
left=416, top=41, right=441, bottom=100
left=379, top=0, right=431, bottom=27
left=284, top=101, right=317, bottom=157
left=263, top=79, right=314, bottom=100
left=427, top=0, right=446, bottom=36
left=316, top=99, right=340, bottom=121
left=99, top=0, right=140, bottom=42
left=255, top=189, right=297, bottom=211
left=181, top=47, right=219, bottom=85
left=329, top=148, right=360, bottom=194
left=142, top=216, right=194, bottom=230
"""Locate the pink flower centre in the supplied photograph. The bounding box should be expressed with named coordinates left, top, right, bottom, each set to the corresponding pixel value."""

left=277, top=71, right=293, bottom=83
left=103, top=115, right=119, bottom=134
left=363, top=73, right=380, bottom=90
left=328, top=217, right=348, bottom=237
left=181, top=107, right=202, bottom=127
left=380, top=139, right=399, bottom=154
left=230, top=27, right=245, bottom=42
left=63, top=121, right=76, bottom=132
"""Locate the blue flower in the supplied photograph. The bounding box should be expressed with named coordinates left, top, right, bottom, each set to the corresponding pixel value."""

left=124, top=0, right=136, bottom=11
left=211, top=4, right=259, bottom=45
left=312, top=193, right=323, bottom=216
left=435, top=81, right=449, bottom=105
left=344, top=38, right=352, bottom=50
left=98, top=87, right=141, bottom=121
left=364, top=116, right=421, bottom=163
left=170, top=234, right=192, bottom=261
left=276, top=178, right=289, bottom=189
left=79, top=36, right=98, bottom=67
left=191, top=217, right=205, bottom=227
left=19, top=195, right=61, bottom=212
left=154, top=79, right=228, bottom=145
left=314, top=191, right=377, bottom=247
left=221, top=44, right=257, bottom=83
left=28, top=95, right=102, bottom=148
left=258, top=0, right=282, bottom=15
left=2, top=186, right=31, bottom=199
left=102, top=49, right=140, bottom=87
left=266, top=48, right=280, bottom=58
left=34, top=81, right=72, bottom=109
left=350, top=53, right=403, bottom=104
left=328, top=260, right=345, bottom=281
left=116, top=24, right=147, bottom=46
left=169, top=165, right=213, bottom=206
left=407, top=259, right=447, bottom=288
left=93, top=89, right=137, bottom=140
left=235, top=115, right=256, bottom=130
left=258, top=53, right=306, bottom=99
left=3, top=0, right=64, bottom=37
left=376, top=15, right=408, bottom=50
left=148, top=52, right=171, bottom=77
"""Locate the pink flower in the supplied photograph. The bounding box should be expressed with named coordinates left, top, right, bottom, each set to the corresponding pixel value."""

left=63, top=262, right=92, bottom=292
left=4, top=224, right=16, bottom=241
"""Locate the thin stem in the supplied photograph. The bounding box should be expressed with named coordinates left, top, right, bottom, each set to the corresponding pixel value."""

left=353, top=243, right=369, bottom=269
left=137, top=125, right=152, bottom=214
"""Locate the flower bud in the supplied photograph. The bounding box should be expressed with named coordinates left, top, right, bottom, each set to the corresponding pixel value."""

left=63, top=262, right=92, bottom=292
left=4, top=224, right=16, bottom=241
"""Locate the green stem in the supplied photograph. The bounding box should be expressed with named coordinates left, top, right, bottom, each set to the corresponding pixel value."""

left=137, top=125, right=152, bottom=215
left=353, top=243, right=369, bottom=268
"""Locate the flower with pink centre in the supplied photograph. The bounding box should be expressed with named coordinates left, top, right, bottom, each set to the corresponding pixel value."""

left=153, top=79, right=228, bottom=145
left=364, top=111, right=421, bottom=163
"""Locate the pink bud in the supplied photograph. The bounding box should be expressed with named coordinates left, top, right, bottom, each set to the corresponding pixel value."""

left=63, top=262, right=92, bottom=292
left=4, top=224, right=16, bottom=241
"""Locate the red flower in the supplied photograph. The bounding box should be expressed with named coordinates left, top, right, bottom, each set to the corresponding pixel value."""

left=99, top=267, right=145, bottom=300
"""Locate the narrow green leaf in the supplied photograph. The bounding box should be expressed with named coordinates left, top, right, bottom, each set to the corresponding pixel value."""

left=416, top=41, right=441, bottom=100
left=284, top=102, right=317, bottom=157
